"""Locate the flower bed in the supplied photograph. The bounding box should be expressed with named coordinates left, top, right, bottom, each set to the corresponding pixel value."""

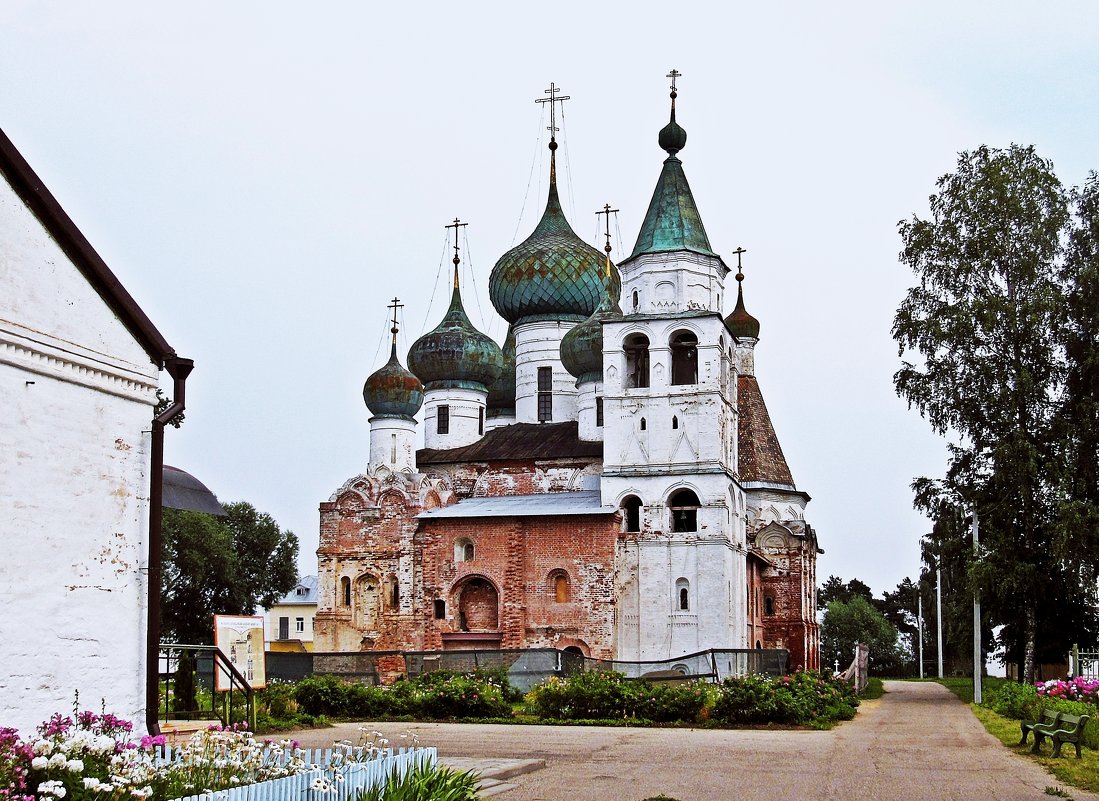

left=1, top=702, right=434, bottom=801
left=1037, top=677, right=1099, bottom=706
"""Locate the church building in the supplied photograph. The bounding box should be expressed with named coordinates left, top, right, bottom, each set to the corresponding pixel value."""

left=314, top=77, right=821, bottom=671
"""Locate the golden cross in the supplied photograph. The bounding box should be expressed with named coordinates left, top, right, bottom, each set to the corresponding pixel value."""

left=535, top=82, right=570, bottom=141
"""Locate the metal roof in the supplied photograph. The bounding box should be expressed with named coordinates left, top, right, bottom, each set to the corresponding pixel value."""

left=275, top=575, right=318, bottom=605
left=418, top=490, right=614, bottom=519
left=418, top=421, right=602, bottom=464
left=162, top=465, right=225, bottom=516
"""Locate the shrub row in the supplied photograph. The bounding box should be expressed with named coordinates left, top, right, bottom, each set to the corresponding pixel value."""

left=526, top=670, right=858, bottom=725
left=983, top=680, right=1098, bottom=750
left=293, top=670, right=516, bottom=720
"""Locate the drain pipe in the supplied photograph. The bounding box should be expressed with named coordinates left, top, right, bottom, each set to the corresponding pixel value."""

left=145, top=356, right=193, bottom=736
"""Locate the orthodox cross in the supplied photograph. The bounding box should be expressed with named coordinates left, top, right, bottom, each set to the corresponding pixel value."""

left=667, top=68, right=682, bottom=93
left=387, top=297, right=403, bottom=345
left=535, top=82, right=570, bottom=142
left=732, top=246, right=747, bottom=281
left=445, top=217, right=468, bottom=286
left=596, top=203, right=619, bottom=257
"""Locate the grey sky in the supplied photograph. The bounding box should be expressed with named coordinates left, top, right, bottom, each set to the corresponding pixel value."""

left=3, top=1, right=1096, bottom=597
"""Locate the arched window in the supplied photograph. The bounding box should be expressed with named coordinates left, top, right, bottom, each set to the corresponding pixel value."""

left=675, top=578, right=690, bottom=611
left=551, top=572, right=570, bottom=602
left=341, top=576, right=351, bottom=607
left=632, top=289, right=639, bottom=311
left=672, top=415, right=679, bottom=430
left=354, top=575, right=379, bottom=629
left=621, top=495, right=642, bottom=533
left=640, top=417, right=647, bottom=431
left=670, top=330, right=698, bottom=385
left=385, top=574, right=400, bottom=609
left=457, top=577, right=499, bottom=631
left=669, top=488, right=701, bottom=532
left=455, top=538, right=475, bottom=562
left=764, top=596, right=775, bottom=615
left=624, top=334, right=650, bottom=388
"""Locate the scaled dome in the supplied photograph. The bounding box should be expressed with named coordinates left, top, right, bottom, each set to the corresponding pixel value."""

left=364, top=345, right=424, bottom=419
left=486, top=325, right=516, bottom=413
left=407, top=285, right=504, bottom=390
left=560, top=277, right=623, bottom=384
left=490, top=177, right=621, bottom=325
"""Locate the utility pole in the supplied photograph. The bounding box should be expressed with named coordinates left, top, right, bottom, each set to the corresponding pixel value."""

left=972, top=511, right=982, bottom=704
left=918, top=593, right=924, bottom=679
left=936, top=564, right=944, bottom=679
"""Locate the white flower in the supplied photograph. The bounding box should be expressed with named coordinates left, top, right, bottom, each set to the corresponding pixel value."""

left=33, top=740, right=53, bottom=756
left=38, top=780, right=67, bottom=798
left=32, top=755, right=49, bottom=769
left=48, top=753, right=68, bottom=768
left=65, top=758, right=84, bottom=773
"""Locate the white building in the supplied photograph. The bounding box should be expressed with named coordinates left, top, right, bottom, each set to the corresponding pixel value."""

left=0, top=128, right=190, bottom=734
left=264, top=576, right=319, bottom=652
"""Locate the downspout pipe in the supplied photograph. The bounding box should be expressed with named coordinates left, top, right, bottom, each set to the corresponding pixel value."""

left=146, top=356, right=193, bottom=736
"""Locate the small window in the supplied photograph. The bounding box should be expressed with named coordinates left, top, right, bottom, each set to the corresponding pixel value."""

left=621, top=495, right=642, bottom=533
left=537, top=366, right=553, bottom=422
left=296, top=586, right=307, bottom=596
left=632, top=289, right=639, bottom=311
left=596, top=397, right=604, bottom=427
left=438, top=405, right=450, bottom=435
left=341, top=576, right=351, bottom=607
left=478, top=406, right=485, bottom=435
left=295, top=617, right=305, bottom=633
left=433, top=599, right=446, bottom=619
left=278, top=616, right=289, bottom=640
left=640, top=417, right=646, bottom=431
left=553, top=573, right=570, bottom=602
left=764, top=596, right=774, bottom=615
left=672, top=415, right=679, bottom=430
left=455, top=538, right=475, bottom=562
left=675, top=578, right=690, bottom=611
left=385, top=575, right=400, bottom=609
left=390, top=433, right=397, bottom=464
left=670, top=330, right=699, bottom=385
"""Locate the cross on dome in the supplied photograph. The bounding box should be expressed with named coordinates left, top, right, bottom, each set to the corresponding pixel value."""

left=535, top=82, right=570, bottom=147
left=445, top=217, right=469, bottom=287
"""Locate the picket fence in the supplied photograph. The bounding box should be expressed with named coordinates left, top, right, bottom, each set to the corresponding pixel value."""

left=152, top=746, right=437, bottom=801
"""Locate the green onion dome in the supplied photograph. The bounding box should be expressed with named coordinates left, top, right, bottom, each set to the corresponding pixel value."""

left=560, top=274, right=623, bottom=385
left=486, top=325, right=516, bottom=414
left=490, top=167, right=621, bottom=326
left=407, top=283, right=504, bottom=391
left=363, top=343, right=424, bottom=419
left=724, top=279, right=760, bottom=339
left=658, top=91, right=687, bottom=155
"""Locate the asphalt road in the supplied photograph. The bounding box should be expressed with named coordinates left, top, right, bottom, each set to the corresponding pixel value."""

left=285, top=680, right=1095, bottom=801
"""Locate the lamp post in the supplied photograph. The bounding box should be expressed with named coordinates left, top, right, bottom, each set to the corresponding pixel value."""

left=936, top=561, right=944, bottom=679
left=971, top=510, right=982, bottom=704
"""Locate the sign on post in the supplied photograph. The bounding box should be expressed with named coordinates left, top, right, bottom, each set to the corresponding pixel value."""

left=214, top=615, right=266, bottom=689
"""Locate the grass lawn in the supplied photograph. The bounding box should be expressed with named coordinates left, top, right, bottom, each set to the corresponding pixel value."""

left=971, top=704, right=1099, bottom=794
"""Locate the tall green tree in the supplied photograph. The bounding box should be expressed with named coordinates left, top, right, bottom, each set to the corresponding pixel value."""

left=161, top=501, right=299, bottom=644
left=893, top=144, right=1095, bottom=681
left=820, top=597, right=904, bottom=676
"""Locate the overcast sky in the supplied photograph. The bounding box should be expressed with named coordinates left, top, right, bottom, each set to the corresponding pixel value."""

left=4, top=1, right=1097, bottom=598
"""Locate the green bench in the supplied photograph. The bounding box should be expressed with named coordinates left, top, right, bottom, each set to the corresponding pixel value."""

left=1026, top=711, right=1090, bottom=758
left=1020, top=710, right=1061, bottom=746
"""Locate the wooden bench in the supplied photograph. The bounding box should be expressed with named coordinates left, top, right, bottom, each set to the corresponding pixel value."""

left=1030, top=712, right=1090, bottom=758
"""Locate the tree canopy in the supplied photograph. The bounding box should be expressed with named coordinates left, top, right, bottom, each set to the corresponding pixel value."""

left=894, top=146, right=1099, bottom=681
left=820, top=597, right=904, bottom=675
left=161, top=500, right=299, bottom=645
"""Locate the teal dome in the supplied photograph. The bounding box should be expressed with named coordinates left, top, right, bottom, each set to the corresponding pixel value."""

left=490, top=168, right=621, bottom=326
left=408, top=284, right=504, bottom=390
left=560, top=272, right=623, bottom=385
left=364, top=344, right=424, bottom=419
left=486, top=325, right=516, bottom=414
left=658, top=93, right=687, bottom=155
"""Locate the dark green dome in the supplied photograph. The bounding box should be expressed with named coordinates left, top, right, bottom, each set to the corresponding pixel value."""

left=490, top=171, right=621, bottom=326
left=364, top=344, right=424, bottom=419
left=408, top=284, right=504, bottom=390
left=725, top=282, right=760, bottom=339
left=658, top=96, right=687, bottom=155
left=486, top=325, right=516, bottom=413
left=560, top=273, right=622, bottom=384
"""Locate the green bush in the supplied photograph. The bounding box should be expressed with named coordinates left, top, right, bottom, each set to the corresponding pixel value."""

left=712, top=671, right=858, bottom=725
left=526, top=671, right=643, bottom=720
left=636, top=681, right=716, bottom=723
left=294, top=674, right=349, bottom=716
left=392, top=673, right=511, bottom=719
left=985, top=681, right=1041, bottom=720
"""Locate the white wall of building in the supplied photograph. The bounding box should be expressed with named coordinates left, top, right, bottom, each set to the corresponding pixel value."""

left=0, top=172, right=159, bottom=734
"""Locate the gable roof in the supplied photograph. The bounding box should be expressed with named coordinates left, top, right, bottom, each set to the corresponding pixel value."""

left=0, top=127, right=175, bottom=366
left=418, top=421, right=602, bottom=464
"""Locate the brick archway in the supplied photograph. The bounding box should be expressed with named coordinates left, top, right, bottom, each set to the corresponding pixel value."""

left=453, top=576, right=499, bottom=632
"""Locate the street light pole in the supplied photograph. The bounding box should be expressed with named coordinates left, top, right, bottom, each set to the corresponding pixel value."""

left=918, top=593, right=924, bottom=679
left=936, top=565, right=944, bottom=679
left=972, top=510, right=982, bottom=704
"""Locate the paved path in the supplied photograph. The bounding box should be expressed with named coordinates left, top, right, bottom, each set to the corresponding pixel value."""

left=284, top=681, right=1095, bottom=800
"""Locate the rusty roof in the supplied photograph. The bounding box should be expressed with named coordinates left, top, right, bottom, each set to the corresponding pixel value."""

left=418, top=421, right=602, bottom=464
left=418, top=490, right=612, bottom=519
left=737, top=374, right=795, bottom=487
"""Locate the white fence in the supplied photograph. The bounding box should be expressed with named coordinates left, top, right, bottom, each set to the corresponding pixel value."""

left=1075, top=649, right=1099, bottom=679
left=160, top=747, right=437, bottom=801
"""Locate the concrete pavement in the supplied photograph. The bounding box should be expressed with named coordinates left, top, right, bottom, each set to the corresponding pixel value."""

left=284, top=680, right=1095, bottom=801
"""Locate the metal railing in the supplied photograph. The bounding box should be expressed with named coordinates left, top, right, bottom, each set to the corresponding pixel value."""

left=159, top=644, right=255, bottom=731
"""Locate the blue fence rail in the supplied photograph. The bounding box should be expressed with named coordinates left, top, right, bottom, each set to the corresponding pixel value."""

left=156, top=747, right=436, bottom=801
